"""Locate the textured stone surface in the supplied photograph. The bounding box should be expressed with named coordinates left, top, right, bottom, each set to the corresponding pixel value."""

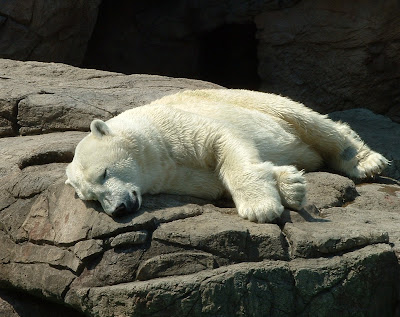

left=110, top=231, right=148, bottom=248
left=284, top=222, right=389, bottom=258
left=73, top=239, right=103, bottom=262
left=321, top=204, right=400, bottom=258
left=65, top=244, right=398, bottom=317
left=0, top=132, right=85, bottom=176
left=0, top=0, right=101, bottom=65
left=0, top=59, right=400, bottom=316
left=304, top=172, right=358, bottom=209
left=3, top=1, right=399, bottom=121
left=0, top=262, right=75, bottom=301
left=0, top=59, right=221, bottom=136
left=256, top=0, right=400, bottom=121
left=350, top=182, right=400, bottom=213
left=82, top=0, right=400, bottom=121
left=152, top=211, right=288, bottom=262
left=136, top=252, right=217, bottom=281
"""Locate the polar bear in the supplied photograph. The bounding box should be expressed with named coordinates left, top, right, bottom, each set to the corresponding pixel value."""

left=65, top=89, right=388, bottom=222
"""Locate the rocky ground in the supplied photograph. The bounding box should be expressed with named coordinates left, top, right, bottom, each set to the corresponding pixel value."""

left=0, top=59, right=400, bottom=316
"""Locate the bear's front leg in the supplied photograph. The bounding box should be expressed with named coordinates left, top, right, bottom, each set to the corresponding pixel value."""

left=219, top=159, right=285, bottom=223
left=155, top=112, right=285, bottom=223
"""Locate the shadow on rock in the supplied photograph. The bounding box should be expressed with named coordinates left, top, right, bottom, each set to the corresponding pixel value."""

left=278, top=204, right=330, bottom=226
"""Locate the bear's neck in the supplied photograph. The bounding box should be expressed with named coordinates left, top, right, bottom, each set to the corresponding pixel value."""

left=114, top=106, right=225, bottom=199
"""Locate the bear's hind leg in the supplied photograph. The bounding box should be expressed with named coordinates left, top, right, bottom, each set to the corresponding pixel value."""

left=265, top=98, right=389, bottom=179
left=351, top=150, right=389, bottom=178
left=273, top=165, right=306, bottom=210
left=327, top=123, right=389, bottom=178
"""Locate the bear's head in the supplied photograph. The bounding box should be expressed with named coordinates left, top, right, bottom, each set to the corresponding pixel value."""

left=66, top=119, right=142, bottom=217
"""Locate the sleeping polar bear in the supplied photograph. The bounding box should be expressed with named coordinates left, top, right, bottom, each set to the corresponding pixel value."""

left=65, top=89, right=388, bottom=222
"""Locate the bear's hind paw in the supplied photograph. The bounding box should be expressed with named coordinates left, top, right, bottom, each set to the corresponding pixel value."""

left=352, top=151, right=389, bottom=178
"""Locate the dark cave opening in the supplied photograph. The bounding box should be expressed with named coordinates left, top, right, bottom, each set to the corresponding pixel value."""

left=83, top=1, right=260, bottom=89
left=197, top=23, right=261, bottom=90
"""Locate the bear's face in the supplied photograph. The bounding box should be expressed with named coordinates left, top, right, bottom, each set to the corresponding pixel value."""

left=66, top=120, right=142, bottom=217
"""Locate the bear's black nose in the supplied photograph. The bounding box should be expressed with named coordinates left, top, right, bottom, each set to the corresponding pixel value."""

left=113, top=203, right=129, bottom=217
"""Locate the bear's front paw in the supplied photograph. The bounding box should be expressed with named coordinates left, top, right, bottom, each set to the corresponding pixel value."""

left=237, top=199, right=284, bottom=223
left=274, top=165, right=306, bottom=210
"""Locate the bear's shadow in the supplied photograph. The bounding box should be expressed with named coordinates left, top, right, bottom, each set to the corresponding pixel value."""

left=85, top=193, right=329, bottom=225
left=85, top=193, right=214, bottom=224
left=277, top=205, right=330, bottom=226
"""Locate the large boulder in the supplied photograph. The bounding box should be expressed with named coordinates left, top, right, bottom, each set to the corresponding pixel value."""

left=0, top=59, right=400, bottom=316
left=0, top=58, right=219, bottom=137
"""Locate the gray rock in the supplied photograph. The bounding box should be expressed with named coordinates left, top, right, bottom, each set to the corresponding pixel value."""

left=350, top=182, right=400, bottom=213
left=152, top=211, right=288, bottom=262
left=305, top=172, right=358, bottom=209
left=69, top=247, right=145, bottom=288
left=0, top=59, right=222, bottom=137
left=2, top=2, right=399, bottom=122
left=110, top=231, right=148, bottom=248
left=0, top=262, right=75, bottom=301
left=136, top=252, right=217, bottom=281
left=321, top=205, right=400, bottom=259
left=65, top=244, right=398, bottom=317
left=256, top=1, right=400, bottom=121
left=284, top=222, right=389, bottom=258
left=17, top=182, right=102, bottom=245
left=0, top=134, right=84, bottom=241
left=73, top=239, right=103, bottom=262
left=17, top=182, right=205, bottom=246
left=81, top=1, right=399, bottom=122
left=12, top=242, right=81, bottom=273
left=289, top=244, right=397, bottom=316
left=0, top=131, right=85, bottom=177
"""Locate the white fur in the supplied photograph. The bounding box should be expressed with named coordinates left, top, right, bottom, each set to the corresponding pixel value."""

left=65, top=89, right=388, bottom=222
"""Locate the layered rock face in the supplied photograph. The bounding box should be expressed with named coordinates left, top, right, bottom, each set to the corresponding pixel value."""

left=1, top=59, right=400, bottom=316
left=1, top=1, right=399, bottom=121
left=84, top=0, right=400, bottom=121
left=256, top=0, right=400, bottom=119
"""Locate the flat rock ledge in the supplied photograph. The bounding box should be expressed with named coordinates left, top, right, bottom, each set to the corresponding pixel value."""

left=1, top=59, right=400, bottom=316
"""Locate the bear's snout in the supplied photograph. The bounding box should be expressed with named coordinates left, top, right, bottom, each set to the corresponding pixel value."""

left=111, top=193, right=140, bottom=218
left=112, top=203, right=130, bottom=217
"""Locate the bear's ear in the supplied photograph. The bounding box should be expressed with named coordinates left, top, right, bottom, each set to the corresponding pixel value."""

left=90, top=119, right=111, bottom=138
